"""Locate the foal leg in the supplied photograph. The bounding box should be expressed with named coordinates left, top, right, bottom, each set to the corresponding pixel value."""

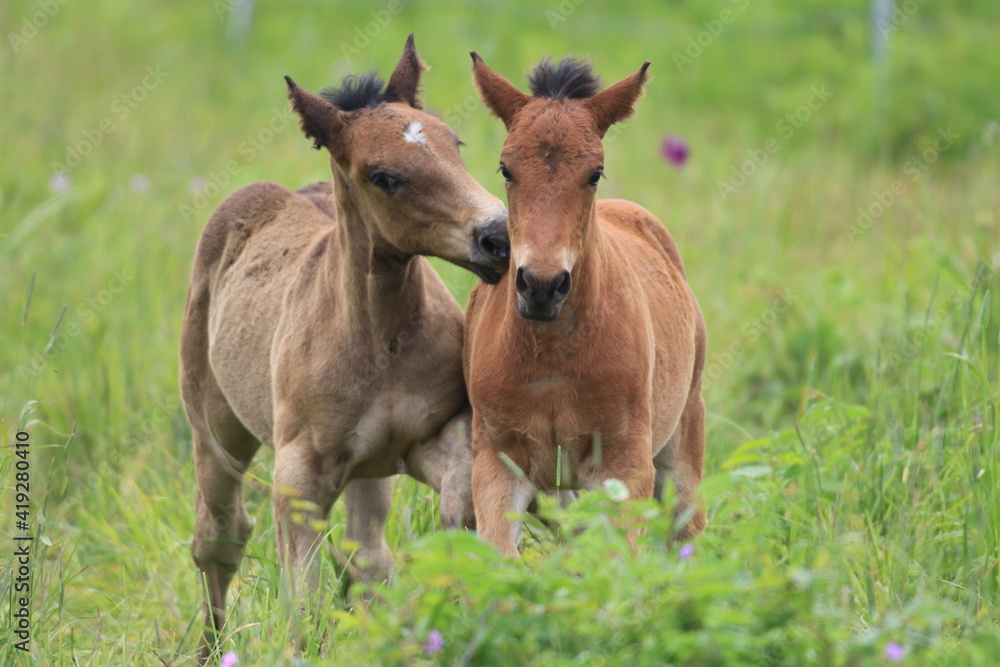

left=598, top=427, right=657, bottom=500
left=189, top=405, right=260, bottom=664
left=591, top=432, right=657, bottom=553
left=343, top=478, right=395, bottom=583
left=405, top=410, right=476, bottom=530
left=272, top=442, right=339, bottom=621
left=472, top=446, right=535, bottom=557
left=654, top=392, right=706, bottom=540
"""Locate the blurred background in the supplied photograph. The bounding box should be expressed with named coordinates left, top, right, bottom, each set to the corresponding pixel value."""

left=1, top=0, right=998, bottom=663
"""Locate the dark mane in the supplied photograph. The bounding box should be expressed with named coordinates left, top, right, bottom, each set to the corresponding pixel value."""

left=528, top=57, right=601, bottom=100
left=320, top=72, right=387, bottom=111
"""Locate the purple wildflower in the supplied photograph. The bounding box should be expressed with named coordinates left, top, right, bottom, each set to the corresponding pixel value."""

left=678, top=542, right=694, bottom=560
left=661, top=136, right=689, bottom=167
left=422, top=629, right=444, bottom=654
left=884, top=642, right=905, bottom=661
left=220, top=651, right=239, bottom=667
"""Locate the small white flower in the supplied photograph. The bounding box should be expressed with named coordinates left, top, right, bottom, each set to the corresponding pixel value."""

left=49, top=172, right=71, bottom=194
left=603, top=478, right=629, bottom=503
left=129, top=174, right=150, bottom=194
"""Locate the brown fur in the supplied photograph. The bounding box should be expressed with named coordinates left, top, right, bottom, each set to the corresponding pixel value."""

left=181, top=37, right=508, bottom=661
left=464, top=55, right=706, bottom=556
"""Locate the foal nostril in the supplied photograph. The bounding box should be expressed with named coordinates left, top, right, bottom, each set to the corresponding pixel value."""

left=515, top=267, right=537, bottom=296
left=515, top=267, right=570, bottom=320
left=515, top=267, right=527, bottom=294
left=473, top=217, right=510, bottom=266
left=479, top=233, right=510, bottom=261
left=549, top=271, right=572, bottom=301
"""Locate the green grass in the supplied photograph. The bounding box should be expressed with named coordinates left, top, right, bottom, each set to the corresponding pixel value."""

left=2, top=0, right=999, bottom=664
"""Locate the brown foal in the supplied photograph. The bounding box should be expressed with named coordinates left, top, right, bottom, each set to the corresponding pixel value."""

left=463, top=54, right=707, bottom=556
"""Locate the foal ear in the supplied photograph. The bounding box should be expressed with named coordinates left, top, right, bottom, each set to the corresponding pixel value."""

left=384, top=33, right=427, bottom=108
left=470, top=52, right=530, bottom=130
left=584, top=62, right=650, bottom=138
left=285, top=76, right=345, bottom=151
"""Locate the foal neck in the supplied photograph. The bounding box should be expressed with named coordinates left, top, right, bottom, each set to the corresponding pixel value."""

left=572, top=205, right=606, bottom=300
left=327, top=175, right=423, bottom=339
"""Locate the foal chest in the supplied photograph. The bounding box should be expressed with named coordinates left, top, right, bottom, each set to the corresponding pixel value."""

left=472, top=366, right=638, bottom=490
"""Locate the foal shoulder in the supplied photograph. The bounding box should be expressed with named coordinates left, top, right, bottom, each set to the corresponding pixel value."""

left=597, top=199, right=687, bottom=278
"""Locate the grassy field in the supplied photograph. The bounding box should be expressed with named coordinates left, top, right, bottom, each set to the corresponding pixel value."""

left=2, top=0, right=999, bottom=664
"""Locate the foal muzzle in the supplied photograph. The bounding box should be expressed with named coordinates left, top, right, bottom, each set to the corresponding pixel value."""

left=469, top=213, right=510, bottom=284
left=515, top=266, right=572, bottom=321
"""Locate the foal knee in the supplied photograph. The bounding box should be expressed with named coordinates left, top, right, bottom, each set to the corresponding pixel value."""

left=192, top=501, right=252, bottom=572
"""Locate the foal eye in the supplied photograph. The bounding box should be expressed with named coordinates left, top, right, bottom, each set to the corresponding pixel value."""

left=370, top=172, right=402, bottom=194
left=498, top=164, right=513, bottom=183
left=588, top=168, right=604, bottom=187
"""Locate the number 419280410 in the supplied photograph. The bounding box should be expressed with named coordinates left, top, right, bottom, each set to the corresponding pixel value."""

left=15, top=431, right=30, bottom=529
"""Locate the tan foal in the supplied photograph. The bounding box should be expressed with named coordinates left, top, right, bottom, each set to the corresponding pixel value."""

left=180, top=36, right=509, bottom=660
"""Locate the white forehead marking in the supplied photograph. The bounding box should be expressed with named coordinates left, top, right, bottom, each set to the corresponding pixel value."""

left=403, top=121, right=427, bottom=146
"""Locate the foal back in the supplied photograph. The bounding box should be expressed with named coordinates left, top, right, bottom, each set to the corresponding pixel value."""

left=181, top=181, right=338, bottom=443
